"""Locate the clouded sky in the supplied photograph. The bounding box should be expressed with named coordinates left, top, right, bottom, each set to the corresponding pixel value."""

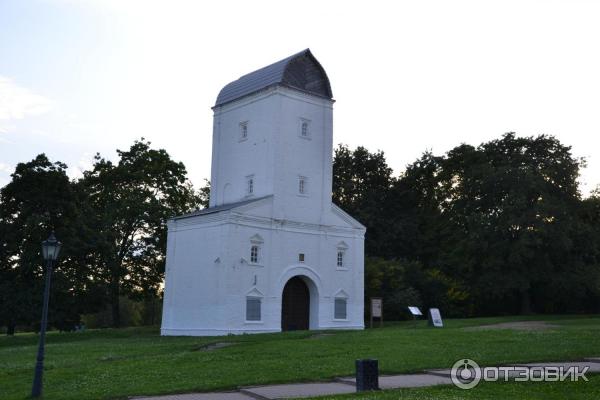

left=1, top=0, right=599, bottom=194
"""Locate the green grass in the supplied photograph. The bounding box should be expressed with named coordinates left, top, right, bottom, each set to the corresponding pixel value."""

left=308, top=373, right=600, bottom=399
left=1, top=315, right=599, bottom=400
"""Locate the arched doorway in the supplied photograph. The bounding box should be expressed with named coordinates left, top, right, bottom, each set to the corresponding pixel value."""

left=281, top=276, right=310, bottom=331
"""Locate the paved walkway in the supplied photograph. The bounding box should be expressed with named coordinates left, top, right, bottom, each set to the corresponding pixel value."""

left=133, top=358, right=600, bottom=400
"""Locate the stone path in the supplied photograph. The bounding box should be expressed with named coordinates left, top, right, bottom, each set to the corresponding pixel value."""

left=241, top=382, right=356, bottom=399
left=337, top=374, right=453, bottom=389
left=463, top=321, right=559, bottom=331
left=133, top=358, right=600, bottom=400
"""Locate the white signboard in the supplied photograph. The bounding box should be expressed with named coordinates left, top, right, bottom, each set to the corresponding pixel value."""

left=408, top=306, right=422, bottom=316
left=371, top=298, right=382, bottom=318
left=429, top=308, right=443, bottom=327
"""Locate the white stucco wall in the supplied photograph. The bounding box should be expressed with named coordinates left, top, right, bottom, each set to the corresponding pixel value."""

left=161, top=198, right=365, bottom=336
left=162, top=84, right=365, bottom=336
left=210, top=87, right=333, bottom=223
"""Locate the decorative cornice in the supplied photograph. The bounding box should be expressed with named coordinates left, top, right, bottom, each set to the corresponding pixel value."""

left=170, top=209, right=364, bottom=239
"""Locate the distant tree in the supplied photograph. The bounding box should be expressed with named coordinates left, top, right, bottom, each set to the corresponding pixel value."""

left=571, top=189, right=600, bottom=312
left=198, top=179, right=210, bottom=209
left=388, top=152, right=446, bottom=263
left=437, top=133, right=589, bottom=314
left=81, top=139, right=200, bottom=327
left=0, top=155, right=100, bottom=334
left=333, top=144, right=394, bottom=256
left=365, top=257, right=422, bottom=320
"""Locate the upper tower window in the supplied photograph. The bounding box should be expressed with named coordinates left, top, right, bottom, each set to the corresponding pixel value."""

left=299, top=118, right=311, bottom=139
left=298, top=176, right=308, bottom=195
left=246, top=175, right=255, bottom=196
left=240, top=121, right=248, bottom=141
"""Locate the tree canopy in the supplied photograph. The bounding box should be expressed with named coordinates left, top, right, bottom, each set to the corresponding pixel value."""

left=1, top=133, right=599, bottom=333
left=0, top=140, right=200, bottom=332
left=336, top=133, right=600, bottom=317
left=81, top=139, right=200, bottom=326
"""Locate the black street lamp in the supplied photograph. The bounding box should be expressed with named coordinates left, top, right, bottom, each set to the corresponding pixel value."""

left=31, top=232, right=62, bottom=398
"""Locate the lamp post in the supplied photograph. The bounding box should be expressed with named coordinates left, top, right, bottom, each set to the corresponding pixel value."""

left=31, top=232, right=62, bottom=398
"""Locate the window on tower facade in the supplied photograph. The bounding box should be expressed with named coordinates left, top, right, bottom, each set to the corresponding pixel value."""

left=246, top=175, right=254, bottom=196
left=337, top=251, right=344, bottom=268
left=240, top=121, right=248, bottom=141
left=250, top=245, right=259, bottom=263
left=298, top=176, right=307, bottom=195
left=299, top=118, right=311, bottom=139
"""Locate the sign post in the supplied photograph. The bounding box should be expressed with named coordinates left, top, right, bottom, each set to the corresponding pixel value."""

left=370, top=297, right=383, bottom=328
left=407, top=306, right=423, bottom=328
left=428, top=308, right=443, bottom=327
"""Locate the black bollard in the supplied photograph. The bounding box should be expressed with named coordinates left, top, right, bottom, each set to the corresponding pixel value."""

left=355, top=359, right=379, bottom=391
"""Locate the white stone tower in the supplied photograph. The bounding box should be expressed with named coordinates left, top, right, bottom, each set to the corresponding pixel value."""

left=161, top=49, right=365, bottom=336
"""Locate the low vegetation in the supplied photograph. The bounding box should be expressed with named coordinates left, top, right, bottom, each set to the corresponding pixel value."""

left=312, top=374, right=600, bottom=400
left=1, top=316, right=599, bottom=400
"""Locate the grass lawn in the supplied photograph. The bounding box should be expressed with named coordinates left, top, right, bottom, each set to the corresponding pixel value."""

left=307, top=373, right=600, bottom=400
left=1, top=315, right=599, bottom=400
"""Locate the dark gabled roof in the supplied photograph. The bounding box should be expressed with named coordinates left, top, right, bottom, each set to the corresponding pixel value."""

left=214, top=49, right=333, bottom=107
left=172, top=195, right=271, bottom=221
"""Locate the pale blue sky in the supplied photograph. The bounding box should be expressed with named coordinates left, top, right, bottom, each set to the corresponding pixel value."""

left=1, top=0, right=599, bottom=194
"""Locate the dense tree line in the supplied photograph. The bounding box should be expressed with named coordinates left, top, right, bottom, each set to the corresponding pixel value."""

left=1, top=133, right=599, bottom=333
left=0, top=140, right=201, bottom=334
left=334, top=133, right=600, bottom=319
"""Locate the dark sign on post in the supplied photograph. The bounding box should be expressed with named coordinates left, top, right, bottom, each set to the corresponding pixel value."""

left=428, top=308, right=443, bottom=327
left=370, top=297, right=383, bottom=328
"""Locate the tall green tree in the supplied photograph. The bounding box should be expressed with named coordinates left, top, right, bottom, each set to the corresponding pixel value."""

left=0, top=155, right=100, bottom=334
left=81, top=139, right=200, bottom=327
left=389, top=152, right=446, bottom=263
left=198, top=179, right=210, bottom=209
left=333, top=144, right=394, bottom=256
left=438, top=133, right=590, bottom=314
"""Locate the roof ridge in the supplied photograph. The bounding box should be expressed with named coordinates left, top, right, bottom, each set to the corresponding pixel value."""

left=171, top=195, right=273, bottom=221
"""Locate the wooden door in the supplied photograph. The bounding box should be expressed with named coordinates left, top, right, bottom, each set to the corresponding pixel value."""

left=281, top=277, right=310, bottom=331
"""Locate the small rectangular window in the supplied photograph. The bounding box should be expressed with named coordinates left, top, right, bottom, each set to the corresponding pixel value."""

left=246, top=176, right=254, bottom=195
left=240, top=122, right=248, bottom=140
left=250, top=245, right=259, bottom=263
left=334, top=298, right=347, bottom=319
left=298, top=176, right=309, bottom=195
left=298, top=253, right=305, bottom=263
left=337, top=251, right=344, bottom=267
left=299, top=118, right=311, bottom=139
left=246, top=298, right=261, bottom=321
left=301, top=121, right=308, bottom=137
